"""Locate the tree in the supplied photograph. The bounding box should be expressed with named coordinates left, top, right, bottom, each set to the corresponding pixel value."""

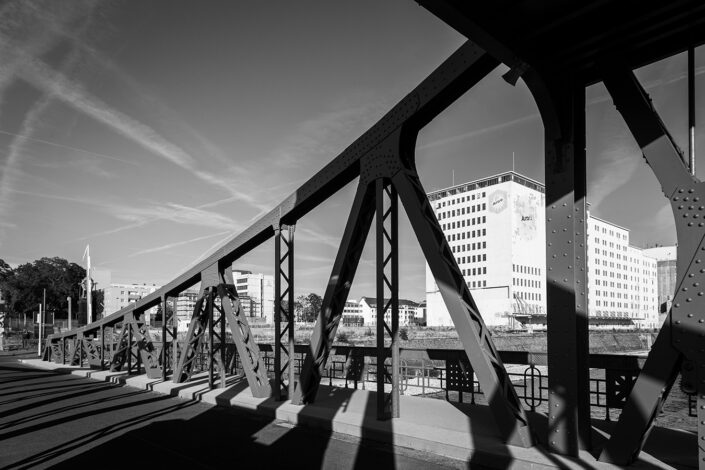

left=294, top=293, right=323, bottom=322
left=0, top=257, right=85, bottom=323
left=306, top=293, right=322, bottom=322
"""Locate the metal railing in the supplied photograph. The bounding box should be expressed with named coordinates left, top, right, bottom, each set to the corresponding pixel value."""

left=44, top=340, right=697, bottom=426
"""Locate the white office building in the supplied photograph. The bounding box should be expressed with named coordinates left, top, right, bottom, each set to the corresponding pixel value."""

left=425, top=171, right=547, bottom=327
left=424, top=171, right=659, bottom=329
left=587, top=215, right=659, bottom=328
left=233, top=270, right=274, bottom=323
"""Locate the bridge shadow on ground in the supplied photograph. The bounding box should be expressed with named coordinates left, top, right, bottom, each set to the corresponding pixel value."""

left=46, top=384, right=401, bottom=470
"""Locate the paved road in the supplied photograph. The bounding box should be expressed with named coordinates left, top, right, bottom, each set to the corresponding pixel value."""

left=0, top=354, right=468, bottom=469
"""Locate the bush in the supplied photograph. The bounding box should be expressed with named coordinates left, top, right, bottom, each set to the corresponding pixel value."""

left=399, top=327, right=409, bottom=341
left=336, top=331, right=350, bottom=343
left=365, top=327, right=373, bottom=337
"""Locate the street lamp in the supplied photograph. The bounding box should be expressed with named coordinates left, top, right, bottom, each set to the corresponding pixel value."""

left=37, top=303, right=42, bottom=356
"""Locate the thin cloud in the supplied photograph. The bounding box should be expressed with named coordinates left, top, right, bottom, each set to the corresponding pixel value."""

left=0, top=1, right=97, bottom=246
left=129, top=231, right=231, bottom=257
left=0, top=128, right=138, bottom=166
left=15, top=53, right=269, bottom=211
left=417, top=113, right=540, bottom=151
left=7, top=187, right=241, bottom=232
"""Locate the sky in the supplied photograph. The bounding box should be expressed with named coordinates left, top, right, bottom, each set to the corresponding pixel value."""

left=0, top=1, right=703, bottom=303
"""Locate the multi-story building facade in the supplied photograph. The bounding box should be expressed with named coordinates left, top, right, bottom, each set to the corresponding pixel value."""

left=424, top=171, right=659, bottom=329
left=175, top=288, right=199, bottom=330
left=353, top=297, right=421, bottom=327
left=233, top=270, right=274, bottom=323
left=587, top=215, right=659, bottom=329
left=425, top=171, right=547, bottom=327
left=641, top=245, right=677, bottom=325
left=103, top=283, right=161, bottom=324
left=341, top=301, right=364, bottom=326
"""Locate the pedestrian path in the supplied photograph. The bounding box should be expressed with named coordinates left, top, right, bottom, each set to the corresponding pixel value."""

left=21, top=359, right=693, bottom=469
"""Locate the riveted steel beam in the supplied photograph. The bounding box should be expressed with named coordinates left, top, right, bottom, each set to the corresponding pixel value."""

left=599, top=68, right=702, bottom=465
left=292, top=181, right=377, bottom=405
left=274, top=224, right=296, bottom=400
left=517, top=68, right=592, bottom=455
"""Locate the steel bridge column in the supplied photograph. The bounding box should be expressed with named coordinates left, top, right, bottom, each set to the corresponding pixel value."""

left=274, top=224, right=295, bottom=400
left=100, top=325, right=105, bottom=370
left=522, top=69, right=591, bottom=455
left=375, top=178, right=399, bottom=419
left=161, top=295, right=169, bottom=381
left=172, top=297, right=178, bottom=377
left=599, top=68, right=701, bottom=465
left=292, top=181, right=376, bottom=405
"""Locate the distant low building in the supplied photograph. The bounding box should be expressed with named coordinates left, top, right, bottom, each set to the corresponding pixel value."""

left=348, top=297, right=421, bottom=327
left=341, top=300, right=364, bottom=326
left=642, top=245, right=677, bottom=326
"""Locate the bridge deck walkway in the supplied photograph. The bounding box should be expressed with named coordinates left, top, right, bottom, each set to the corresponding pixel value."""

left=20, top=359, right=693, bottom=469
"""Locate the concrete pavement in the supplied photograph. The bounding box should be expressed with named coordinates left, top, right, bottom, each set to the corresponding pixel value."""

left=12, top=356, right=697, bottom=469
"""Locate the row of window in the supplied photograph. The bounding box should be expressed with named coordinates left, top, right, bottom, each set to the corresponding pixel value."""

left=437, top=191, right=487, bottom=207
left=512, top=264, right=541, bottom=276
left=438, top=204, right=487, bottom=220
left=515, top=291, right=541, bottom=301
left=456, top=254, right=487, bottom=263
left=462, top=266, right=487, bottom=276
left=442, top=220, right=487, bottom=232
left=593, top=225, right=628, bottom=239
left=513, top=278, right=541, bottom=288
left=451, top=241, right=487, bottom=251
left=447, top=230, right=487, bottom=243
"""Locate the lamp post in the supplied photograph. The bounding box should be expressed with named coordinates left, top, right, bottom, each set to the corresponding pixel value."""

left=67, top=297, right=72, bottom=330
left=37, top=303, right=42, bottom=356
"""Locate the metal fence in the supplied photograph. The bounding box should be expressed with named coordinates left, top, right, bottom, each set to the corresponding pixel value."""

left=48, top=339, right=697, bottom=426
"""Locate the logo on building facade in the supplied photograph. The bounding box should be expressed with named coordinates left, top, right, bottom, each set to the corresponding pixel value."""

left=489, top=190, right=508, bottom=213
left=514, top=193, right=539, bottom=241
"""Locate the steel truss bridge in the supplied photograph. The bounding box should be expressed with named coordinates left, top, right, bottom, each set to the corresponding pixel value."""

left=40, top=1, right=705, bottom=467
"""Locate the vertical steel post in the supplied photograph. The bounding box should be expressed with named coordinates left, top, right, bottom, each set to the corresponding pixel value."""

left=126, top=323, right=132, bottom=374
left=207, top=288, right=215, bottom=389
left=689, top=45, right=696, bottom=177
left=274, top=227, right=283, bottom=399
left=274, top=224, right=296, bottom=400
left=172, top=297, right=178, bottom=377
left=287, top=226, right=296, bottom=396
left=375, top=178, right=399, bottom=419
left=534, top=74, right=591, bottom=455
left=161, top=295, right=168, bottom=381
left=100, top=325, right=105, bottom=370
